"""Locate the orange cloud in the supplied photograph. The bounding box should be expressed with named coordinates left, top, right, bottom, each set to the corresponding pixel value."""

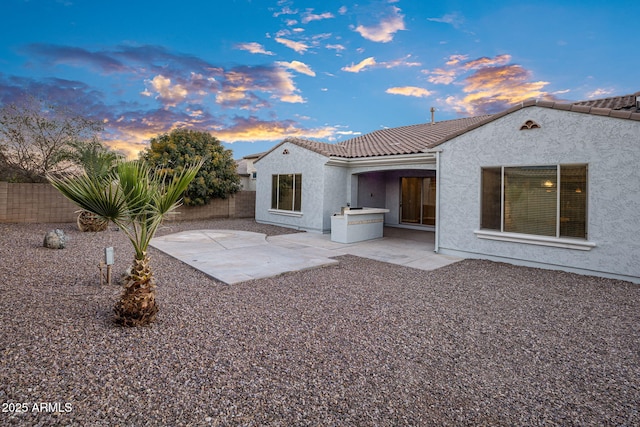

left=426, top=68, right=457, bottom=85
left=386, top=86, right=432, bottom=98
left=445, top=54, right=468, bottom=66
left=214, top=117, right=335, bottom=142
left=380, top=55, right=421, bottom=69
left=144, top=75, right=188, bottom=107
left=277, top=60, right=316, bottom=77
left=216, top=66, right=305, bottom=107
left=447, top=64, right=551, bottom=115
left=275, top=37, right=309, bottom=53
left=342, top=57, right=376, bottom=73
left=463, top=54, right=511, bottom=70
left=355, top=6, right=405, bottom=43
left=586, top=88, right=614, bottom=99
left=234, top=42, right=274, bottom=55
left=104, top=116, right=336, bottom=159
left=342, top=55, right=418, bottom=74
left=104, top=139, right=147, bottom=159
left=422, top=53, right=556, bottom=115
left=280, top=94, right=305, bottom=103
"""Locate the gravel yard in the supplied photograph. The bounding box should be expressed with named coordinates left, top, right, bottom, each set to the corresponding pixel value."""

left=1, top=219, right=639, bottom=426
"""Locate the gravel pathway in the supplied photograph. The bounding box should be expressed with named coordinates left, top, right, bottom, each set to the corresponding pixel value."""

left=1, top=219, right=639, bottom=426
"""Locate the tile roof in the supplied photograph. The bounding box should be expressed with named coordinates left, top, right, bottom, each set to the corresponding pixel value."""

left=276, top=137, right=350, bottom=157
left=257, top=91, right=640, bottom=162
left=335, top=115, right=493, bottom=158
left=271, top=116, right=492, bottom=160
left=573, top=91, right=640, bottom=110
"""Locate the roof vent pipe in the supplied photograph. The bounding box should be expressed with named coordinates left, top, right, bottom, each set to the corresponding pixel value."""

left=430, top=107, right=436, bottom=125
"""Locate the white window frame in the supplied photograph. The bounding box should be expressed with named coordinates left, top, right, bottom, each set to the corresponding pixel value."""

left=270, top=173, right=302, bottom=214
left=475, top=164, right=595, bottom=251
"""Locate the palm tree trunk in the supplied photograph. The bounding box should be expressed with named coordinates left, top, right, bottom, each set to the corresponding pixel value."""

left=114, top=253, right=158, bottom=326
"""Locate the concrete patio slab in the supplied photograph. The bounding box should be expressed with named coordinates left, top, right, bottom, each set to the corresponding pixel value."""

left=150, top=228, right=461, bottom=285
left=267, top=231, right=461, bottom=270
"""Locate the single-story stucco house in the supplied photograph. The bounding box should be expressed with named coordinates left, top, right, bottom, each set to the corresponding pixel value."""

left=254, top=92, right=640, bottom=283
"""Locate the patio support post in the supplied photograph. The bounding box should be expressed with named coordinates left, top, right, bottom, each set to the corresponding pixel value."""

left=434, top=150, right=441, bottom=253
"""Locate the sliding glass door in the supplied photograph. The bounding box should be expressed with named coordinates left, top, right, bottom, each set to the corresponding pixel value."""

left=401, top=177, right=436, bottom=226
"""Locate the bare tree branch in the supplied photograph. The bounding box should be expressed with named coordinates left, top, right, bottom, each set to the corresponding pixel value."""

left=0, top=96, right=103, bottom=182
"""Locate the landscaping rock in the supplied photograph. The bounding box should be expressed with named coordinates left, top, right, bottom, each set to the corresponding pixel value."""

left=43, top=229, right=66, bottom=249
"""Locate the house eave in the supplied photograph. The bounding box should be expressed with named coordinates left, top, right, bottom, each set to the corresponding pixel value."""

left=325, top=152, right=436, bottom=167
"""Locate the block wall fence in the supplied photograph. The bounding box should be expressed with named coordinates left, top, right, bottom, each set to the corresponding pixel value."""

left=0, top=182, right=255, bottom=223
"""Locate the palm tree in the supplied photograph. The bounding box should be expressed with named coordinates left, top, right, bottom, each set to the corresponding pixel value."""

left=49, top=158, right=203, bottom=326
left=62, top=139, right=124, bottom=232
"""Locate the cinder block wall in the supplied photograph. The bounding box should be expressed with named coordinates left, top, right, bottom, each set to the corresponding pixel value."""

left=233, top=191, right=256, bottom=218
left=0, top=182, right=256, bottom=223
left=0, top=182, right=78, bottom=223
left=167, top=192, right=256, bottom=221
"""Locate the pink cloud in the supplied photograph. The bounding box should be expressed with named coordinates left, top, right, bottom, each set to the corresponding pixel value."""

left=354, top=6, right=405, bottom=43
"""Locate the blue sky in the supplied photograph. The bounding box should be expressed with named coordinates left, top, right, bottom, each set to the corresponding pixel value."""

left=1, top=0, right=638, bottom=159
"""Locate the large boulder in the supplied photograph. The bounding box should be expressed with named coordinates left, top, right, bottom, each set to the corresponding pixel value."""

left=44, top=229, right=66, bottom=249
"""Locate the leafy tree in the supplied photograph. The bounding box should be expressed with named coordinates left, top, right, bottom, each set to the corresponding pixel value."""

left=49, top=159, right=203, bottom=326
left=0, top=97, right=103, bottom=182
left=141, top=129, right=240, bottom=206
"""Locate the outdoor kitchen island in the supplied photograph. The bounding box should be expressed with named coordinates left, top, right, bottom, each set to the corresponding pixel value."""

left=330, top=207, right=390, bottom=243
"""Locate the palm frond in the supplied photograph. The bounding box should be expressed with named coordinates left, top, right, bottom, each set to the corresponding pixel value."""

left=154, top=159, right=204, bottom=215
left=48, top=172, right=127, bottom=222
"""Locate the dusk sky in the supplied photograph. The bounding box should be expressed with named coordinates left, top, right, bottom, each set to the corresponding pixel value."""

left=2, top=0, right=638, bottom=160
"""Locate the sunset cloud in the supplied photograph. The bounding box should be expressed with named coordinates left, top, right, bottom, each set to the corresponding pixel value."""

left=380, top=55, right=421, bottom=69
left=22, top=43, right=127, bottom=73
left=586, top=88, right=614, bottom=98
left=213, top=116, right=335, bottom=142
left=216, top=65, right=305, bottom=108
left=355, top=6, right=405, bottom=43
left=427, top=12, right=464, bottom=29
left=277, top=60, right=316, bottom=77
left=386, top=86, right=432, bottom=98
left=420, top=53, right=556, bottom=115
left=342, top=57, right=377, bottom=73
left=425, top=68, right=457, bottom=85
left=275, top=37, right=309, bottom=53
left=145, top=75, right=188, bottom=107
left=341, top=55, right=417, bottom=73
left=101, top=114, right=336, bottom=159
left=326, top=43, right=346, bottom=52
left=234, top=42, right=274, bottom=55
left=14, top=43, right=309, bottom=121
left=273, top=6, right=297, bottom=18
left=463, top=54, right=511, bottom=70
left=301, top=10, right=334, bottom=24
left=446, top=54, right=468, bottom=66
left=447, top=64, right=552, bottom=115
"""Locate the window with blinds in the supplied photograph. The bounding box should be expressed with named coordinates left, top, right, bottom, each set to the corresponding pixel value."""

left=481, top=165, right=587, bottom=239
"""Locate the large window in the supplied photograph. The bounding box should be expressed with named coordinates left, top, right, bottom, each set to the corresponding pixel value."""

left=481, top=165, right=587, bottom=239
left=271, top=174, right=302, bottom=211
